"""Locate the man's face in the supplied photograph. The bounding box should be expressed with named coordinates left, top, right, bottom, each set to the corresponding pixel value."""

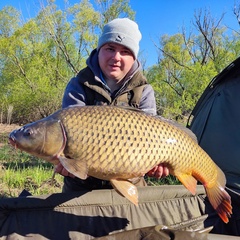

left=98, top=43, right=135, bottom=82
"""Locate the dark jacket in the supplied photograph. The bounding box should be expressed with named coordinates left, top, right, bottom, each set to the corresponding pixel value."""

left=62, top=49, right=156, bottom=115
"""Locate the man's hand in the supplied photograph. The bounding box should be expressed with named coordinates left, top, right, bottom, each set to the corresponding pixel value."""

left=146, top=164, right=170, bottom=179
left=54, top=163, right=75, bottom=178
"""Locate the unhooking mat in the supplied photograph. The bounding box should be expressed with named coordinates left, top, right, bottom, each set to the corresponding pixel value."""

left=0, top=185, right=235, bottom=239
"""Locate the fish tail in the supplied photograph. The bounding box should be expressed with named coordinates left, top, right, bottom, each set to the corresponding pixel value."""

left=205, top=168, right=232, bottom=223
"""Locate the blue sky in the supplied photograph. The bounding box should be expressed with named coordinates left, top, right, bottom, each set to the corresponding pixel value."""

left=0, top=0, right=239, bottom=67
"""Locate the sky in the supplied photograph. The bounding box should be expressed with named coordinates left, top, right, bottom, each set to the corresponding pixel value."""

left=0, top=0, right=239, bottom=67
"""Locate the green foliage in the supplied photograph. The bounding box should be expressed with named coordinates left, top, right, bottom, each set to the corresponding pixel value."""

left=1, top=1, right=240, bottom=125
left=0, top=6, right=20, bottom=37
left=145, top=175, right=181, bottom=186
left=0, top=0, right=135, bottom=124
left=147, top=18, right=240, bottom=123
left=68, top=0, right=100, bottom=56
left=95, top=0, right=135, bottom=24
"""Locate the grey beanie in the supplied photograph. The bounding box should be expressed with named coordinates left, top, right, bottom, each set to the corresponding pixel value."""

left=97, top=18, right=142, bottom=59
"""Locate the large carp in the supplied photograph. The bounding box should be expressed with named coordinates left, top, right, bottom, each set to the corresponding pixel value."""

left=9, top=106, right=232, bottom=223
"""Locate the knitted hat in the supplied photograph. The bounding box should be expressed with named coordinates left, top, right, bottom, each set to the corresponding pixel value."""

left=97, top=18, right=142, bottom=59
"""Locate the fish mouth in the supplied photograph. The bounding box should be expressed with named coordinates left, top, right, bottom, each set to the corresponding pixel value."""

left=8, top=131, right=17, bottom=148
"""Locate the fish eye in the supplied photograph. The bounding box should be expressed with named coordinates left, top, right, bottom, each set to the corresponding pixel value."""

left=23, top=128, right=32, bottom=137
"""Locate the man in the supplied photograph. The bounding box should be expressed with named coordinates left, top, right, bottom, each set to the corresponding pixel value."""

left=55, top=18, right=169, bottom=191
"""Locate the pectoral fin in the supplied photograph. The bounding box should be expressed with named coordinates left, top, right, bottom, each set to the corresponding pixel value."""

left=176, top=173, right=197, bottom=195
left=110, top=179, right=138, bottom=205
left=59, top=156, right=88, bottom=180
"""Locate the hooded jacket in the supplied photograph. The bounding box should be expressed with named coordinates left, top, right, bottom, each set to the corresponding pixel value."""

left=62, top=49, right=156, bottom=115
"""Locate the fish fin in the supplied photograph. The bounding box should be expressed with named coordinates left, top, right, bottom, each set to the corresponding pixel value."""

left=110, top=179, right=138, bottom=206
left=115, top=105, right=143, bottom=113
left=176, top=173, right=197, bottom=195
left=59, top=156, right=88, bottom=180
left=205, top=168, right=232, bottom=223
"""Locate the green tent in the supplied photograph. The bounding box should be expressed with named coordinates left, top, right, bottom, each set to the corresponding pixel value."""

left=188, top=57, right=240, bottom=236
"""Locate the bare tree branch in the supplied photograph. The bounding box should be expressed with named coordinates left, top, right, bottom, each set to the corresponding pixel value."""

left=193, top=9, right=224, bottom=64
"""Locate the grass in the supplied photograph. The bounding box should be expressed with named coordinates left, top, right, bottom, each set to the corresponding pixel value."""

left=0, top=129, right=180, bottom=198
left=146, top=175, right=180, bottom=186
left=0, top=132, right=63, bottom=198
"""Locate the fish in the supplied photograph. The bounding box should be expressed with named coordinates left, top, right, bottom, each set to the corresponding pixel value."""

left=8, top=105, right=232, bottom=223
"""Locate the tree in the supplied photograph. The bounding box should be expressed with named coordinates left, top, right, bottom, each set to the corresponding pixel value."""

left=148, top=7, right=240, bottom=123
left=94, top=0, right=135, bottom=26
left=37, top=0, right=101, bottom=74
left=0, top=0, right=136, bottom=123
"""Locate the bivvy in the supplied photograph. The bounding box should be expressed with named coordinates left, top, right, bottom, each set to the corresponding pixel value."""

left=187, top=56, right=240, bottom=236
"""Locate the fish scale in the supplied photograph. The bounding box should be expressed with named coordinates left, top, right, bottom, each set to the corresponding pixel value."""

left=61, top=106, right=217, bottom=179
left=9, top=105, right=232, bottom=223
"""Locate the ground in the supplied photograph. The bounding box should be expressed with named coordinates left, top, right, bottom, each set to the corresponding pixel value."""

left=0, top=123, right=20, bottom=132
